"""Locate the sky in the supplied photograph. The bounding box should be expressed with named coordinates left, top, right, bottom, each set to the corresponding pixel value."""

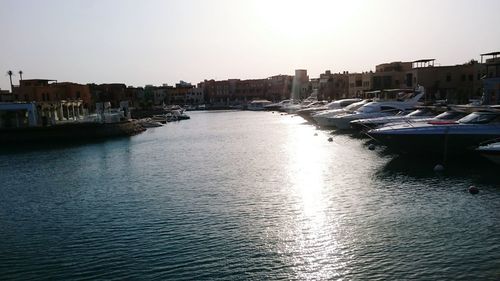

left=1, top=0, right=499, bottom=90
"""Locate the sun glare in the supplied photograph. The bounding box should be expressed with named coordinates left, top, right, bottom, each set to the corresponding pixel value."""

left=254, top=0, right=364, bottom=40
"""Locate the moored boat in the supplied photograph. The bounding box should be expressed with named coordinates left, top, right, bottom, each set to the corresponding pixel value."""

left=247, top=100, right=273, bottom=111
left=312, top=99, right=371, bottom=126
left=297, top=98, right=361, bottom=122
left=324, top=87, right=425, bottom=130
left=368, top=110, right=500, bottom=154
left=476, top=141, right=500, bottom=164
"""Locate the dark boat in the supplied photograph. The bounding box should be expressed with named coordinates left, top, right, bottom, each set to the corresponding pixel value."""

left=367, top=110, right=500, bottom=154
left=350, top=109, right=465, bottom=131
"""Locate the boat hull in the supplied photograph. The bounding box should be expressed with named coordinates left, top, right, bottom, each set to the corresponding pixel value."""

left=480, top=151, right=500, bottom=164
left=476, top=142, right=500, bottom=164
left=369, top=131, right=500, bottom=154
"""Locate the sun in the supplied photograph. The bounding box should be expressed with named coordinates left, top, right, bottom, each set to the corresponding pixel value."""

left=252, top=0, right=363, bottom=41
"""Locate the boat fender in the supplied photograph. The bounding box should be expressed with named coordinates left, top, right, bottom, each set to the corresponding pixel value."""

left=468, top=186, right=479, bottom=194
left=368, top=144, right=376, bottom=150
left=433, top=164, right=444, bottom=172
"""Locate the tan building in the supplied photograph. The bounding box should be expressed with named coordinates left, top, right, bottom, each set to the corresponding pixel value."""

left=267, top=75, right=293, bottom=102
left=372, top=61, right=413, bottom=90
left=14, top=79, right=91, bottom=107
left=292, top=69, right=310, bottom=100
left=318, top=70, right=349, bottom=100
left=480, top=52, right=500, bottom=104
left=407, top=59, right=486, bottom=103
left=11, top=79, right=91, bottom=122
left=348, top=72, right=373, bottom=97
left=199, top=75, right=293, bottom=105
left=347, top=58, right=489, bottom=103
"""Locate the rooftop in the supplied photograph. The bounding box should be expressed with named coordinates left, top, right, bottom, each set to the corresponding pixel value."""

left=412, top=59, right=435, bottom=63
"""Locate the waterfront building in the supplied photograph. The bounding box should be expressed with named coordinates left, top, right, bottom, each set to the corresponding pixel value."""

left=89, top=83, right=130, bottom=109
left=186, top=87, right=204, bottom=105
left=481, top=52, right=500, bottom=104
left=407, top=59, right=486, bottom=103
left=348, top=72, right=373, bottom=98
left=267, top=75, right=293, bottom=102
left=372, top=61, right=413, bottom=91
left=347, top=58, right=489, bottom=103
left=318, top=70, right=349, bottom=100
left=0, top=89, right=14, bottom=102
left=14, top=79, right=92, bottom=108
left=149, top=85, right=170, bottom=106
left=169, top=81, right=194, bottom=105
left=11, top=79, right=90, bottom=122
left=198, top=78, right=263, bottom=105
left=125, top=86, right=144, bottom=108
left=292, top=69, right=310, bottom=100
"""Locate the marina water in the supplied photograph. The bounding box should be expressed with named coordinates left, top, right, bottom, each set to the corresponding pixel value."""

left=1, top=111, right=499, bottom=280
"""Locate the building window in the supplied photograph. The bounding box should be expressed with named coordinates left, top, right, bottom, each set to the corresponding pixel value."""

left=461, top=74, right=466, bottom=81
left=446, top=75, right=451, bottom=82
left=468, top=74, right=473, bottom=81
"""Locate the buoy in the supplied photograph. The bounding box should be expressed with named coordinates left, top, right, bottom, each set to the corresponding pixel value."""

left=433, top=164, right=444, bottom=172
left=314, top=133, right=318, bottom=136
left=368, top=144, right=376, bottom=150
left=327, top=137, right=333, bottom=142
left=468, top=186, right=479, bottom=194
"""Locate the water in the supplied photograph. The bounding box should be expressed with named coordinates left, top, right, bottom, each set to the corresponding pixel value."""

left=1, top=111, right=499, bottom=280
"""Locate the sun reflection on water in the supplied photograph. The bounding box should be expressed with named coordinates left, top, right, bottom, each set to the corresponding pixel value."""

left=273, top=117, right=349, bottom=280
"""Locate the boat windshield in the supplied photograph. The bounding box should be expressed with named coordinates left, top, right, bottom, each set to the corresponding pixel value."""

left=407, top=109, right=430, bottom=117
left=357, top=104, right=379, bottom=113
left=344, top=100, right=366, bottom=111
left=434, top=111, right=463, bottom=120
left=458, top=112, right=500, bottom=124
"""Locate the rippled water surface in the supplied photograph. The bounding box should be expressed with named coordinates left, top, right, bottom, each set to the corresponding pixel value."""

left=1, top=111, right=499, bottom=280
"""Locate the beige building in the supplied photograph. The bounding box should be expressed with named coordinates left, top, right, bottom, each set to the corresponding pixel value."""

left=292, top=69, right=310, bottom=100
left=480, top=52, right=500, bottom=104
left=348, top=72, right=373, bottom=97
left=318, top=70, right=349, bottom=100
left=407, top=59, right=486, bottom=103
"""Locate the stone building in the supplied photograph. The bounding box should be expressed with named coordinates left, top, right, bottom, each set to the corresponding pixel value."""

left=348, top=72, right=373, bottom=98
left=407, top=59, right=486, bottom=103
left=292, top=69, right=310, bottom=100
left=318, top=70, right=349, bottom=100
left=480, top=52, right=500, bottom=104
left=12, top=79, right=91, bottom=122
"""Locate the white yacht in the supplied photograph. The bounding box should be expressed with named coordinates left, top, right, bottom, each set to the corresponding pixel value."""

left=312, top=99, right=371, bottom=126
left=264, top=99, right=298, bottom=111
left=350, top=108, right=437, bottom=130
left=247, top=100, right=273, bottom=111
left=323, top=87, right=425, bottom=129
left=476, top=141, right=500, bottom=164
left=368, top=110, right=500, bottom=154
left=296, top=98, right=361, bottom=122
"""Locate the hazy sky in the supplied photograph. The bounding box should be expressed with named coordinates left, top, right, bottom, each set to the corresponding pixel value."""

left=1, top=0, right=499, bottom=90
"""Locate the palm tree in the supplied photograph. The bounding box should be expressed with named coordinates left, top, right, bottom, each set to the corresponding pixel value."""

left=18, top=70, right=23, bottom=81
left=6, top=70, right=14, bottom=92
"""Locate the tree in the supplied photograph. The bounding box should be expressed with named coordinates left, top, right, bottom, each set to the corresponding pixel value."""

left=6, top=70, right=14, bottom=92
